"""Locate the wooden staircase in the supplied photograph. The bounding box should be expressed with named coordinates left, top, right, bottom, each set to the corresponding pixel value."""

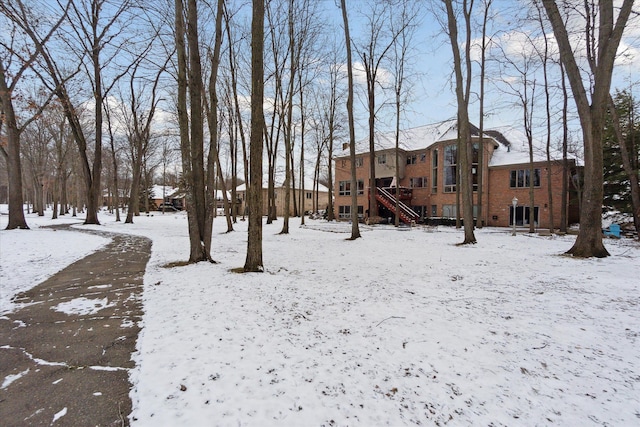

left=375, top=187, right=420, bottom=225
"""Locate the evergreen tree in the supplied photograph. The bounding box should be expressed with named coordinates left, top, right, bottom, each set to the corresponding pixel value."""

left=603, top=90, right=640, bottom=215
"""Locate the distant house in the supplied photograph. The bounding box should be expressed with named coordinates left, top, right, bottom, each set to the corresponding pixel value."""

left=150, top=185, right=182, bottom=210
left=334, top=119, right=580, bottom=229
left=236, top=177, right=330, bottom=217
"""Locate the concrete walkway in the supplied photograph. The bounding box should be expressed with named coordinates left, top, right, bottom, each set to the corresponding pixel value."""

left=0, top=225, right=151, bottom=427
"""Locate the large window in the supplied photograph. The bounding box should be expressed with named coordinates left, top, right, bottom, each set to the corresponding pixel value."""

left=339, top=180, right=350, bottom=196
left=407, top=154, right=417, bottom=165
left=409, top=177, right=427, bottom=188
left=442, top=204, right=457, bottom=218
left=444, top=144, right=457, bottom=193
left=431, top=149, right=438, bottom=193
left=510, top=168, right=541, bottom=188
left=378, top=154, right=387, bottom=165
left=338, top=180, right=364, bottom=196
left=510, top=205, right=539, bottom=226
left=472, top=143, right=479, bottom=191
left=443, top=204, right=478, bottom=219
left=338, top=205, right=364, bottom=219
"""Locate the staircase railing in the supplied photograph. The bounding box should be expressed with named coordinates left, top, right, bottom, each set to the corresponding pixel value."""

left=376, top=187, right=419, bottom=224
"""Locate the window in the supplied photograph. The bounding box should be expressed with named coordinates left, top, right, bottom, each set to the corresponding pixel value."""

left=420, top=153, right=427, bottom=162
left=339, top=180, right=364, bottom=196
left=409, top=177, right=427, bottom=188
left=338, top=205, right=364, bottom=219
left=510, top=205, right=539, bottom=226
left=472, top=143, right=479, bottom=192
left=356, top=157, right=363, bottom=168
left=510, top=168, right=541, bottom=188
left=338, top=180, right=350, bottom=196
left=306, top=192, right=312, bottom=199
left=432, top=149, right=438, bottom=193
left=412, top=206, right=427, bottom=219
left=341, top=160, right=346, bottom=168
left=378, top=154, right=387, bottom=165
left=444, top=144, right=457, bottom=193
left=442, top=204, right=457, bottom=218
left=407, top=155, right=417, bottom=165
left=431, top=205, right=437, bottom=216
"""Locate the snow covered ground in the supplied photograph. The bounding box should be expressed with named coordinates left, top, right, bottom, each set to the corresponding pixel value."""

left=1, top=208, right=639, bottom=426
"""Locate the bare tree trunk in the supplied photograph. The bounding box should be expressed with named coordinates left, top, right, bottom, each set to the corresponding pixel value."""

left=444, top=0, right=476, bottom=244
left=280, top=0, right=296, bottom=235
left=244, top=0, right=265, bottom=272
left=560, top=62, right=569, bottom=233
left=0, top=60, right=29, bottom=229
left=543, top=0, right=633, bottom=257
left=340, top=0, right=361, bottom=240
left=476, top=0, right=492, bottom=229
left=205, top=0, right=228, bottom=242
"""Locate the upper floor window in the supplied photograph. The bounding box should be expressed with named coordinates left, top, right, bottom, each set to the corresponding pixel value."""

left=338, top=180, right=351, bottom=196
left=338, top=180, right=364, bottom=195
left=356, top=157, right=363, bottom=167
left=444, top=144, right=457, bottom=193
left=420, top=153, right=427, bottom=162
left=306, top=192, right=312, bottom=199
left=410, top=177, right=427, bottom=188
left=432, top=149, right=438, bottom=193
left=378, top=154, right=387, bottom=165
left=407, top=155, right=417, bottom=165
left=510, top=168, right=541, bottom=188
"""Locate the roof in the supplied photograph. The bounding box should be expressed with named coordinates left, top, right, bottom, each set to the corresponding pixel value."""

left=338, top=119, right=577, bottom=167
left=486, top=126, right=575, bottom=167
left=150, top=185, right=178, bottom=199
left=236, top=176, right=328, bottom=193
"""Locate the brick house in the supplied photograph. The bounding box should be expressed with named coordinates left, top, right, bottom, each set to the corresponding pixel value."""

left=236, top=177, right=330, bottom=217
left=334, top=119, right=580, bottom=229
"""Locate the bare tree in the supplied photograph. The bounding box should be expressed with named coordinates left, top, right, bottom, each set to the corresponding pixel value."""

left=390, top=0, right=420, bottom=227
left=475, top=0, right=493, bottom=229
left=0, top=1, right=69, bottom=229
left=340, top=0, right=361, bottom=240
left=444, top=0, right=476, bottom=244
left=244, top=0, right=265, bottom=271
left=356, top=1, right=401, bottom=221
left=542, top=0, right=634, bottom=257
left=122, top=57, right=167, bottom=224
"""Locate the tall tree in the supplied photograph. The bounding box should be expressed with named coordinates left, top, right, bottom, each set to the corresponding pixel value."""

left=0, top=1, right=69, bottom=229
left=244, top=0, right=265, bottom=271
left=0, top=59, right=30, bottom=229
left=542, top=0, right=634, bottom=257
left=340, top=0, right=361, bottom=240
left=390, top=0, right=420, bottom=227
left=356, top=0, right=401, bottom=220
left=605, top=90, right=640, bottom=235
left=122, top=58, right=167, bottom=224
left=174, top=0, right=224, bottom=262
left=475, top=0, right=492, bottom=229
left=444, top=0, right=476, bottom=244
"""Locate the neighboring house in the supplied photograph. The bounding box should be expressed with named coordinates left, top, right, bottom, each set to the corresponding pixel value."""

left=236, top=177, right=330, bottom=217
left=334, top=119, right=580, bottom=229
left=150, top=185, right=182, bottom=210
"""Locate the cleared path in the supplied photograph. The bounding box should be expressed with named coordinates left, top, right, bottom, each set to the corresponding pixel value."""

left=0, top=225, right=151, bottom=427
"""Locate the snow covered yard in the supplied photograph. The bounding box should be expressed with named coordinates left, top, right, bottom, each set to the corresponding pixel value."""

left=2, top=210, right=639, bottom=426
